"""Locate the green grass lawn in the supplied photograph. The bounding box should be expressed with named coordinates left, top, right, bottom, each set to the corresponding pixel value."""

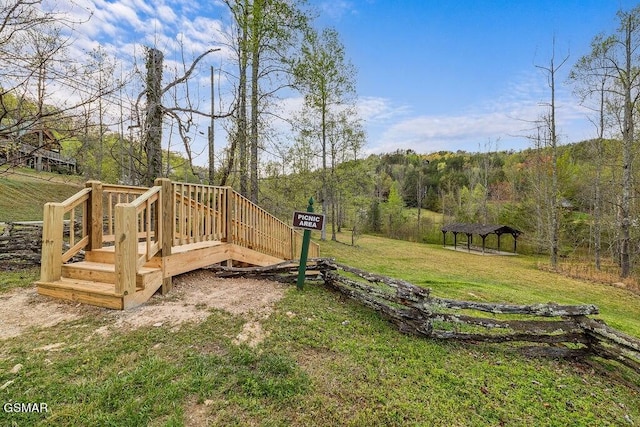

left=1, top=234, right=639, bottom=425
left=0, top=167, right=82, bottom=222
left=404, top=206, right=445, bottom=224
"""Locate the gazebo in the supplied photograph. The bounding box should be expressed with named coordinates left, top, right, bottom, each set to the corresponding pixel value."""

left=441, top=223, right=522, bottom=254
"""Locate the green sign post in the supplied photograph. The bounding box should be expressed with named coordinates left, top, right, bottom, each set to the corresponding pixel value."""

left=295, top=197, right=317, bottom=290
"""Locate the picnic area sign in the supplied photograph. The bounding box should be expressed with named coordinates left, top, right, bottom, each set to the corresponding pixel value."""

left=294, top=198, right=324, bottom=290
left=292, top=211, right=325, bottom=231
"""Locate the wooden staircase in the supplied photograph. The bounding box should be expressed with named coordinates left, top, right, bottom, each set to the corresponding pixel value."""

left=37, top=248, right=164, bottom=310
left=36, top=179, right=319, bottom=310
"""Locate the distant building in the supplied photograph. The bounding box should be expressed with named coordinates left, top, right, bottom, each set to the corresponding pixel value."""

left=0, top=122, right=76, bottom=173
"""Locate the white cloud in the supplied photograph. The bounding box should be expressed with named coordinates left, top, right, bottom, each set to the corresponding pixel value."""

left=42, top=0, right=599, bottom=165
left=319, top=1, right=357, bottom=20
left=157, top=5, right=178, bottom=23
left=357, top=96, right=411, bottom=123
left=104, top=2, right=143, bottom=28
left=362, top=69, right=596, bottom=155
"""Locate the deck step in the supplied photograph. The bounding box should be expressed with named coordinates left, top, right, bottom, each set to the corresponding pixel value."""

left=62, top=261, right=162, bottom=290
left=36, top=278, right=123, bottom=310
left=85, top=250, right=162, bottom=268
left=62, top=261, right=117, bottom=284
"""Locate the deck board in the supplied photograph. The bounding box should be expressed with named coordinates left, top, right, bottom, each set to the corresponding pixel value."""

left=38, top=277, right=118, bottom=295
left=171, top=240, right=223, bottom=254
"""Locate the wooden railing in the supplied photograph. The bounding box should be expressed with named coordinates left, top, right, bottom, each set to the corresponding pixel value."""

left=172, top=182, right=228, bottom=245
left=293, top=230, right=320, bottom=259
left=41, top=188, right=91, bottom=282
left=230, top=190, right=319, bottom=260
left=171, top=182, right=319, bottom=260
left=115, top=185, right=162, bottom=295
left=41, top=179, right=320, bottom=294
left=101, top=184, right=149, bottom=244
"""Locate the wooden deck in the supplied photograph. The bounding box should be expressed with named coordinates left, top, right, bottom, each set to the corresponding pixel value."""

left=36, top=180, right=319, bottom=309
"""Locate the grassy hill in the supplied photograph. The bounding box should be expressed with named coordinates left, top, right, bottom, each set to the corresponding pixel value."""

left=0, top=167, right=83, bottom=222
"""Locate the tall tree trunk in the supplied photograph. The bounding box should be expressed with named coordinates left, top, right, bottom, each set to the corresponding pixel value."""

left=537, top=47, right=567, bottom=269
left=549, top=58, right=559, bottom=270
left=144, top=47, right=164, bottom=186
left=219, top=136, right=237, bottom=187
left=621, top=18, right=634, bottom=278
left=321, top=97, right=327, bottom=241
left=594, top=81, right=605, bottom=271
left=250, top=3, right=260, bottom=204
left=331, top=152, right=337, bottom=241
left=208, top=66, right=215, bottom=185
left=238, top=4, right=249, bottom=197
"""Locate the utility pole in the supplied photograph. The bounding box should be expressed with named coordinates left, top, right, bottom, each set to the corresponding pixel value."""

left=208, top=65, right=215, bottom=185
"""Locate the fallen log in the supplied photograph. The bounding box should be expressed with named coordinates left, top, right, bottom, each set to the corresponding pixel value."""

left=430, top=330, right=590, bottom=344
left=329, top=262, right=430, bottom=300
left=323, top=271, right=432, bottom=337
left=205, top=258, right=326, bottom=274
left=575, top=316, right=640, bottom=352
left=588, top=341, right=640, bottom=373
left=575, top=316, right=640, bottom=371
left=430, top=313, right=582, bottom=334
left=428, top=297, right=599, bottom=317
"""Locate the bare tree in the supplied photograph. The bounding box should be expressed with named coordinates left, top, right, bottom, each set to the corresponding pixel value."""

left=536, top=44, right=569, bottom=269
left=570, top=36, right=618, bottom=271
left=222, top=0, right=309, bottom=201
left=132, top=46, right=222, bottom=185
left=0, top=3, right=127, bottom=174
left=294, top=27, right=357, bottom=240
left=574, top=5, right=640, bottom=277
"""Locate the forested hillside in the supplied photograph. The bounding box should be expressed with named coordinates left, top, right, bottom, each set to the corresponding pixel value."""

left=260, top=141, right=631, bottom=268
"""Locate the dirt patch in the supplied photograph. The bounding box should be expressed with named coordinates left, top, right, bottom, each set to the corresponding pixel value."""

left=94, top=271, right=287, bottom=340
left=0, top=270, right=288, bottom=343
left=0, top=288, right=84, bottom=340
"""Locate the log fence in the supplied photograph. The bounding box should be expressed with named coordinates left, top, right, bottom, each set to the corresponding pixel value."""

left=203, top=258, right=640, bottom=375
left=318, top=260, right=639, bottom=373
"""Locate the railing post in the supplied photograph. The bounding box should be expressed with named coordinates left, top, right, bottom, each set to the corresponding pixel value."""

left=86, top=180, right=103, bottom=250
left=290, top=228, right=295, bottom=260
left=224, top=187, right=233, bottom=244
left=115, top=204, right=137, bottom=296
left=40, top=202, right=64, bottom=282
left=155, top=178, right=173, bottom=294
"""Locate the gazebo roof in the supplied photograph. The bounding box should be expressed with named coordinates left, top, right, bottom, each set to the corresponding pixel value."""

left=441, top=223, right=522, bottom=237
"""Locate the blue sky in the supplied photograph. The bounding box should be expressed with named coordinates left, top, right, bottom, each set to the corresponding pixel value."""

left=318, top=0, right=639, bottom=154
left=64, top=0, right=640, bottom=162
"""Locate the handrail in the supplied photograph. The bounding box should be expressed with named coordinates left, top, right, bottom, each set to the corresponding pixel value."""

left=130, top=186, right=160, bottom=209
left=60, top=187, right=91, bottom=209
left=172, top=182, right=227, bottom=245
left=102, top=183, right=149, bottom=194
left=171, top=181, right=319, bottom=260
left=114, top=186, right=162, bottom=295
left=134, top=188, right=161, bottom=268
left=230, top=190, right=292, bottom=259
left=40, top=187, right=92, bottom=281
left=60, top=189, right=91, bottom=263
left=228, top=188, right=319, bottom=259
